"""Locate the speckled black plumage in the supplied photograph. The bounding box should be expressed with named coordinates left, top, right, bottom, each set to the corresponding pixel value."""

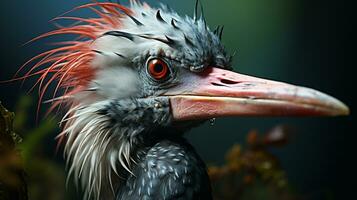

left=116, top=137, right=212, bottom=200
left=97, top=97, right=211, bottom=199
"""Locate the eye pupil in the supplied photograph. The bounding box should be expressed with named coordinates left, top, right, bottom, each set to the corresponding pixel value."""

left=154, top=63, right=163, bottom=73
left=147, top=58, right=169, bottom=80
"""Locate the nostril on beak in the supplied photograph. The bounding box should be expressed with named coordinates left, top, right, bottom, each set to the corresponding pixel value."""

left=211, top=79, right=242, bottom=87
left=220, top=78, right=241, bottom=85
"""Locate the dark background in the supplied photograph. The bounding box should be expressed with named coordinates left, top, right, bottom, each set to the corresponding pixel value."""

left=0, top=0, right=354, bottom=199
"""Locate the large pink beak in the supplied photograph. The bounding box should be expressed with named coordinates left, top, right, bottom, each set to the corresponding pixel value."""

left=166, top=67, right=349, bottom=121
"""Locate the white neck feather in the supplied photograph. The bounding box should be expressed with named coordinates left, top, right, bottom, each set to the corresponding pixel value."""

left=61, top=101, right=133, bottom=200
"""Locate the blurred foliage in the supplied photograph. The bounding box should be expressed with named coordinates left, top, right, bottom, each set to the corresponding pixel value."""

left=209, top=126, right=300, bottom=200
left=1, top=96, right=68, bottom=200
left=14, top=96, right=57, bottom=164
left=13, top=96, right=67, bottom=200
left=0, top=102, right=27, bottom=200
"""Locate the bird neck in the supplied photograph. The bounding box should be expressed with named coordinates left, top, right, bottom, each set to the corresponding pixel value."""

left=61, top=97, right=201, bottom=200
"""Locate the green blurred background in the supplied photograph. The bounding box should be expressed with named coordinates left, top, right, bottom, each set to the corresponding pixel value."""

left=0, top=0, right=354, bottom=199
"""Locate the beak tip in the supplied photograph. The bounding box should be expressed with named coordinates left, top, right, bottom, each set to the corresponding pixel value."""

left=301, top=88, right=350, bottom=117
left=334, top=102, right=350, bottom=116
left=319, top=97, right=349, bottom=116
left=323, top=94, right=350, bottom=116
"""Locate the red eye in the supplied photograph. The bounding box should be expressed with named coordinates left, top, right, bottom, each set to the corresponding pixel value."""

left=147, top=58, right=169, bottom=80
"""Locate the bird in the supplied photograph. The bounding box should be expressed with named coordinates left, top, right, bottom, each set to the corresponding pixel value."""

left=15, top=1, right=349, bottom=200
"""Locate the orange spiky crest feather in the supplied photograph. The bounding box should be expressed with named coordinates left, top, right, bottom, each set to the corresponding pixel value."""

left=14, top=2, right=133, bottom=117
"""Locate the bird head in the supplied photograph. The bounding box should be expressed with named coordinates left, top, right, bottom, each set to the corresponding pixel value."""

left=18, top=1, right=349, bottom=199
